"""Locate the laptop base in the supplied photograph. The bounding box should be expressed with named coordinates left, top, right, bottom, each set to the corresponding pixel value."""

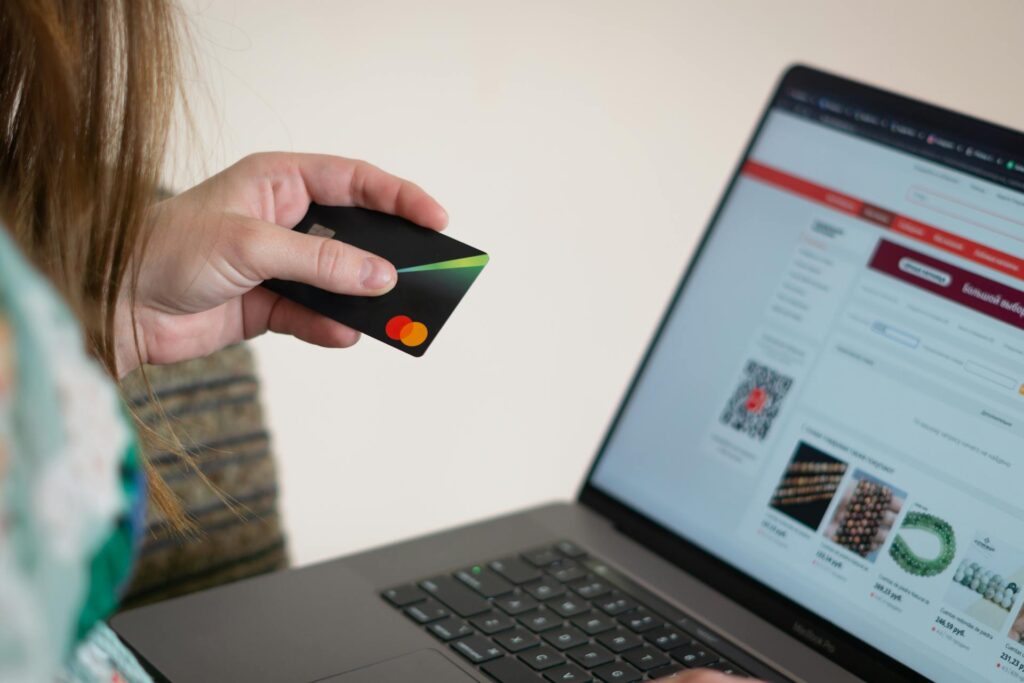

left=113, top=502, right=854, bottom=682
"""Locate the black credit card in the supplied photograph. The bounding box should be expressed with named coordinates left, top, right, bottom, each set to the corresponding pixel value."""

left=263, top=204, right=488, bottom=357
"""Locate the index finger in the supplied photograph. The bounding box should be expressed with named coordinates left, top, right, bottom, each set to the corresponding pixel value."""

left=295, top=154, right=448, bottom=230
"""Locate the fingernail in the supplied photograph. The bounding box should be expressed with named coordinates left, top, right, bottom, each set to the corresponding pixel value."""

left=360, top=257, right=395, bottom=290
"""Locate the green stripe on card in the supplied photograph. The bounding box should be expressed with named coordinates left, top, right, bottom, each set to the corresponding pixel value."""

left=397, top=254, right=489, bottom=273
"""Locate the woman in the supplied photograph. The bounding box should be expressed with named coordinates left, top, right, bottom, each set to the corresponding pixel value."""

left=0, top=2, right=742, bottom=681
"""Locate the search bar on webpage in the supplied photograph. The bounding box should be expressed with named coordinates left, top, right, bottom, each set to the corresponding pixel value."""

left=907, top=187, right=1024, bottom=245
left=964, top=361, right=1017, bottom=390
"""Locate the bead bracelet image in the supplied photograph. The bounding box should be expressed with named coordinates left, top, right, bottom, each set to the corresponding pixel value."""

left=887, top=511, right=957, bottom=578
left=953, top=561, right=1018, bottom=609
left=824, top=470, right=905, bottom=561
left=1008, top=601, right=1024, bottom=645
left=768, top=441, right=848, bottom=531
left=943, top=534, right=1024, bottom=632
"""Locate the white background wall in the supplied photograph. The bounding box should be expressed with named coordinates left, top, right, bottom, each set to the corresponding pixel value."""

left=174, top=0, right=1024, bottom=566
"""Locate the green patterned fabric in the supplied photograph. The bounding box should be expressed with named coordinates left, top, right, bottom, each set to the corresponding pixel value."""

left=76, top=440, right=145, bottom=640
left=0, top=221, right=288, bottom=682
left=0, top=226, right=150, bottom=682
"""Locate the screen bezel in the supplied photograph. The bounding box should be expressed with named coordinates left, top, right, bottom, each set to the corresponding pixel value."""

left=578, top=64, right=1024, bottom=682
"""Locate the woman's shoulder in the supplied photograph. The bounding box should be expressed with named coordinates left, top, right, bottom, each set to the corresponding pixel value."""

left=0, top=225, right=145, bottom=682
left=0, top=226, right=132, bottom=481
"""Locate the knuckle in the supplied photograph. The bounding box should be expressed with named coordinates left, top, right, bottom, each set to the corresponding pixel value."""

left=227, top=217, right=267, bottom=278
left=234, top=152, right=267, bottom=174
left=238, top=151, right=273, bottom=168
left=235, top=151, right=294, bottom=178
left=348, top=159, right=376, bottom=202
left=315, top=238, right=354, bottom=287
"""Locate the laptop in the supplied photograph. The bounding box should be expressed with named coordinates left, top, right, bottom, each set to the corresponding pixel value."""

left=112, top=65, right=1024, bottom=683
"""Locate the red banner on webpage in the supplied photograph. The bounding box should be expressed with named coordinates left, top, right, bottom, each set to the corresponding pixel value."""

left=869, top=240, right=1024, bottom=332
left=743, top=160, right=1024, bottom=282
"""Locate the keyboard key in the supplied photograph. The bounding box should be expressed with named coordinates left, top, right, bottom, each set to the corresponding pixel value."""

left=592, top=661, right=642, bottom=683
left=545, top=663, right=592, bottom=682
left=571, top=612, right=616, bottom=635
left=597, top=629, right=643, bottom=653
left=595, top=593, right=637, bottom=616
left=647, top=663, right=686, bottom=679
left=404, top=598, right=449, bottom=624
left=622, top=645, right=670, bottom=671
left=549, top=596, right=590, bottom=618
left=495, top=592, right=540, bottom=616
left=523, top=547, right=562, bottom=567
left=566, top=643, right=614, bottom=668
left=494, top=627, right=542, bottom=653
left=542, top=626, right=588, bottom=651
left=520, top=645, right=566, bottom=670
left=645, top=626, right=690, bottom=651
left=706, top=660, right=748, bottom=676
left=675, top=618, right=717, bottom=643
left=670, top=642, right=719, bottom=667
left=555, top=541, right=587, bottom=559
left=518, top=608, right=561, bottom=633
left=491, top=557, right=544, bottom=584
left=618, top=608, right=662, bottom=633
left=427, top=617, right=473, bottom=641
left=381, top=585, right=426, bottom=607
left=472, top=611, right=516, bottom=635
left=525, top=577, right=566, bottom=601
left=456, top=566, right=514, bottom=598
left=452, top=634, right=504, bottom=664
left=420, top=576, right=491, bottom=617
left=572, top=579, right=611, bottom=600
left=547, top=560, right=587, bottom=583
left=382, top=547, right=772, bottom=682
left=482, top=656, right=542, bottom=683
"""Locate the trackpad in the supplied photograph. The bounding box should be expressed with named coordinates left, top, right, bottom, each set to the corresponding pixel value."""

left=312, top=649, right=475, bottom=682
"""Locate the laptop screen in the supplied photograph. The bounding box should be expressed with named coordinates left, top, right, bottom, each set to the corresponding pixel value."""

left=589, top=70, right=1024, bottom=682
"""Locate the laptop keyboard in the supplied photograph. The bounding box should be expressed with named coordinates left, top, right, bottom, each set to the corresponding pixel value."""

left=381, top=540, right=764, bottom=682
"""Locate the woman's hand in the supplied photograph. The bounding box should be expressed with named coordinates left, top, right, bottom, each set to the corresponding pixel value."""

left=114, top=152, right=447, bottom=376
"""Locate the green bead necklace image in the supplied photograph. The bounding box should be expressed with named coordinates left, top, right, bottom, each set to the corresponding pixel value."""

left=888, top=512, right=956, bottom=577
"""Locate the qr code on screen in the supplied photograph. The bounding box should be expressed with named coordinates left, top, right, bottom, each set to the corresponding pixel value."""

left=719, top=360, right=794, bottom=441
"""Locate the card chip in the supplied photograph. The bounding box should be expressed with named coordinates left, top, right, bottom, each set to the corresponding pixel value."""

left=308, top=223, right=336, bottom=239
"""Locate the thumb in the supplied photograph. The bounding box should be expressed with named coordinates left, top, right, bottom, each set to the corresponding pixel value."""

left=229, top=213, right=397, bottom=295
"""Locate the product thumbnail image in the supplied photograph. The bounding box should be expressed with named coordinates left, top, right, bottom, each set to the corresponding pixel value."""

left=769, top=442, right=848, bottom=531
left=1008, top=601, right=1024, bottom=644
left=825, top=470, right=905, bottom=561
left=945, top=533, right=1024, bottom=632
left=887, top=509, right=957, bottom=578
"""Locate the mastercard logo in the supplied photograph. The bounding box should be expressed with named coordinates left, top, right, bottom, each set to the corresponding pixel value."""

left=385, top=315, right=429, bottom=347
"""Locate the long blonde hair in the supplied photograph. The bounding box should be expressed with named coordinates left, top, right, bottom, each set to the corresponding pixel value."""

left=0, top=0, right=189, bottom=524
